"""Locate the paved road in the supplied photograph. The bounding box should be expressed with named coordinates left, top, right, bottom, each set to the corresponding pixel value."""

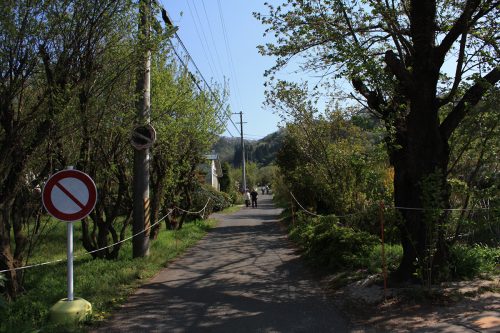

left=91, top=195, right=348, bottom=332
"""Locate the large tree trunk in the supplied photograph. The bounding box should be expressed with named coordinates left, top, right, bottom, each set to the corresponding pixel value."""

left=391, top=48, right=451, bottom=281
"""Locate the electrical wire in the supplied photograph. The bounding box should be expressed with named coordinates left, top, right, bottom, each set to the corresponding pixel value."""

left=215, top=0, right=244, bottom=113
left=185, top=0, right=221, bottom=81
left=156, top=0, right=241, bottom=137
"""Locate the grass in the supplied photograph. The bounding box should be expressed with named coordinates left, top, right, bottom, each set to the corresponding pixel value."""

left=0, top=218, right=215, bottom=333
left=219, top=204, right=243, bottom=214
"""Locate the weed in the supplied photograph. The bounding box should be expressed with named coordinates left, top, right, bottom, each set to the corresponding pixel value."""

left=0, top=219, right=214, bottom=333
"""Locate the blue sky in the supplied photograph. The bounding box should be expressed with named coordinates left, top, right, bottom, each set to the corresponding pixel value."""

left=161, top=0, right=282, bottom=140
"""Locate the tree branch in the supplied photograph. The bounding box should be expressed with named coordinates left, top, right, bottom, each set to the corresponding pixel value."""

left=440, top=66, right=500, bottom=139
left=384, top=50, right=413, bottom=94
left=435, top=0, right=480, bottom=65
left=438, top=31, right=468, bottom=106
left=352, top=77, right=386, bottom=116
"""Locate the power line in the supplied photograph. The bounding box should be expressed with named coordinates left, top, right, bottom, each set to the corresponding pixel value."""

left=215, top=0, right=244, bottom=112
left=200, top=0, right=227, bottom=83
left=185, top=0, right=221, bottom=81
left=166, top=38, right=235, bottom=137
left=155, top=0, right=240, bottom=137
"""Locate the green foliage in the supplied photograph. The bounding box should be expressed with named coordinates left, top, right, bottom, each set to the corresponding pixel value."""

left=219, top=162, right=233, bottom=192
left=448, top=244, right=500, bottom=279
left=274, top=105, right=391, bottom=216
left=342, top=205, right=401, bottom=244
left=214, top=132, right=283, bottom=168
left=192, top=185, right=232, bottom=216
left=0, top=0, right=229, bottom=296
left=227, top=191, right=244, bottom=205
left=0, top=219, right=214, bottom=332
left=256, top=0, right=499, bottom=283
left=289, top=213, right=379, bottom=272
left=447, top=91, right=500, bottom=246
left=256, top=165, right=277, bottom=187
left=364, top=244, right=403, bottom=274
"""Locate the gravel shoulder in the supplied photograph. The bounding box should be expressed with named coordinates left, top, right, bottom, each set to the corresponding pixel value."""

left=328, top=274, right=500, bottom=332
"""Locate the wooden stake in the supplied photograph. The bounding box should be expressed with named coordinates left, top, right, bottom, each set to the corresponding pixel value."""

left=379, top=201, right=388, bottom=299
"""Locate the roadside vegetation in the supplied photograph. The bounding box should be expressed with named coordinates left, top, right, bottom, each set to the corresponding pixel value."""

left=0, top=218, right=215, bottom=332
left=268, top=97, right=499, bottom=287
left=0, top=0, right=238, bottom=320
left=255, top=0, right=499, bottom=288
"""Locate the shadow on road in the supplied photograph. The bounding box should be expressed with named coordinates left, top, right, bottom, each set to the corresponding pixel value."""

left=90, top=195, right=348, bottom=333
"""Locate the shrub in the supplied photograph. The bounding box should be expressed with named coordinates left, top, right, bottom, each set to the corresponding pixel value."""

left=191, top=184, right=232, bottom=217
left=342, top=205, right=401, bottom=244
left=448, top=244, right=500, bottom=279
left=363, top=243, right=403, bottom=274
left=289, top=213, right=379, bottom=272
left=228, top=190, right=244, bottom=205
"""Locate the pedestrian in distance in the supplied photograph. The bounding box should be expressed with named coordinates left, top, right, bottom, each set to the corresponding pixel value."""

left=244, top=190, right=251, bottom=207
left=250, top=188, right=258, bottom=208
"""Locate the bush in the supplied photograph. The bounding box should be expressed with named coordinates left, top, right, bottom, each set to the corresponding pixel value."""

left=342, top=205, right=401, bottom=244
left=289, top=213, right=379, bottom=272
left=363, top=243, right=403, bottom=274
left=227, top=190, right=244, bottom=205
left=191, top=185, right=232, bottom=217
left=448, top=244, right=500, bottom=279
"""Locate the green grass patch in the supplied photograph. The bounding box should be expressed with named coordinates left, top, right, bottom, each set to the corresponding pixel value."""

left=0, top=219, right=215, bottom=333
left=219, top=204, right=243, bottom=214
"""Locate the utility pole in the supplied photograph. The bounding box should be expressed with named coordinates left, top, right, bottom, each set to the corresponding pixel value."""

left=234, top=111, right=247, bottom=192
left=133, top=0, right=151, bottom=258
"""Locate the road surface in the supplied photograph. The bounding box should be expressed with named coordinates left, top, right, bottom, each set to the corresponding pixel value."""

left=91, top=195, right=348, bottom=332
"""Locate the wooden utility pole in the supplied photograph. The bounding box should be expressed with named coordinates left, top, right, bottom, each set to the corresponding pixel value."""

left=235, top=111, right=247, bottom=192
left=133, top=0, right=151, bottom=258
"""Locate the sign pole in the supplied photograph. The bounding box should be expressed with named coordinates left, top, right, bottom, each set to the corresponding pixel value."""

left=67, top=221, right=74, bottom=301
left=66, top=166, right=74, bottom=301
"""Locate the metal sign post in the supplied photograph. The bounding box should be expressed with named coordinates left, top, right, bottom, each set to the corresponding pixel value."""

left=43, top=166, right=96, bottom=325
left=67, top=221, right=74, bottom=301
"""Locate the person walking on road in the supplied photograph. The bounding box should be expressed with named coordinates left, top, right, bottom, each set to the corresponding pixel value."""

left=244, top=190, right=251, bottom=207
left=250, top=188, right=258, bottom=208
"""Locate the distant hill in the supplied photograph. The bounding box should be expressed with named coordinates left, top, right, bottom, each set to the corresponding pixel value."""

left=213, top=130, right=283, bottom=167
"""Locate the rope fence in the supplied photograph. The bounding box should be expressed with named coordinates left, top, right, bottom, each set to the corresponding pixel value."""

left=174, top=198, right=211, bottom=215
left=289, top=192, right=495, bottom=297
left=0, top=198, right=212, bottom=274
left=289, top=191, right=492, bottom=220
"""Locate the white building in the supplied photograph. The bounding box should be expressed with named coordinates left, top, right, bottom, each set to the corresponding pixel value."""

left=203, top=154, right=223, bottom=191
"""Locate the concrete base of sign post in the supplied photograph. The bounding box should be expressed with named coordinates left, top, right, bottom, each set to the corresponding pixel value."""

left=50, top=298, right=92, bottom=327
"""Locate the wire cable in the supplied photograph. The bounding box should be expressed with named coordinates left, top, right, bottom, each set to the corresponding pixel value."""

left=156, top=0, right=241, bottom=137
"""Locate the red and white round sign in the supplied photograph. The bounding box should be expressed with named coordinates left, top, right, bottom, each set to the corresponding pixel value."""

left=42, top=169, right=97, bottom=222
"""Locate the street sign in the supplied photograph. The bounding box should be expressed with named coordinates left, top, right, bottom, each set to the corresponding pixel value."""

left=130, top=124, right=156, bottom=150
left=42, top=169, right=97, bottom=222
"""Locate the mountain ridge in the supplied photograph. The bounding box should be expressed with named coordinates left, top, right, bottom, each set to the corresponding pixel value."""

left=212, top=130, right=283, bottom=167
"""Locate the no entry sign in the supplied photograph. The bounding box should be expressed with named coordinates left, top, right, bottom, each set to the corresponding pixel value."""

left=42, top=169, right=97, bottom=222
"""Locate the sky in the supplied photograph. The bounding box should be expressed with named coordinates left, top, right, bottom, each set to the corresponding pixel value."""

left=160, top=0, right=282, bottom=140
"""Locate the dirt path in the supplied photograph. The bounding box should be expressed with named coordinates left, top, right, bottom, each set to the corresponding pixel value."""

left=90, top=195, right=348, bottom=332
left=331, top=268, right=499, bottom=332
